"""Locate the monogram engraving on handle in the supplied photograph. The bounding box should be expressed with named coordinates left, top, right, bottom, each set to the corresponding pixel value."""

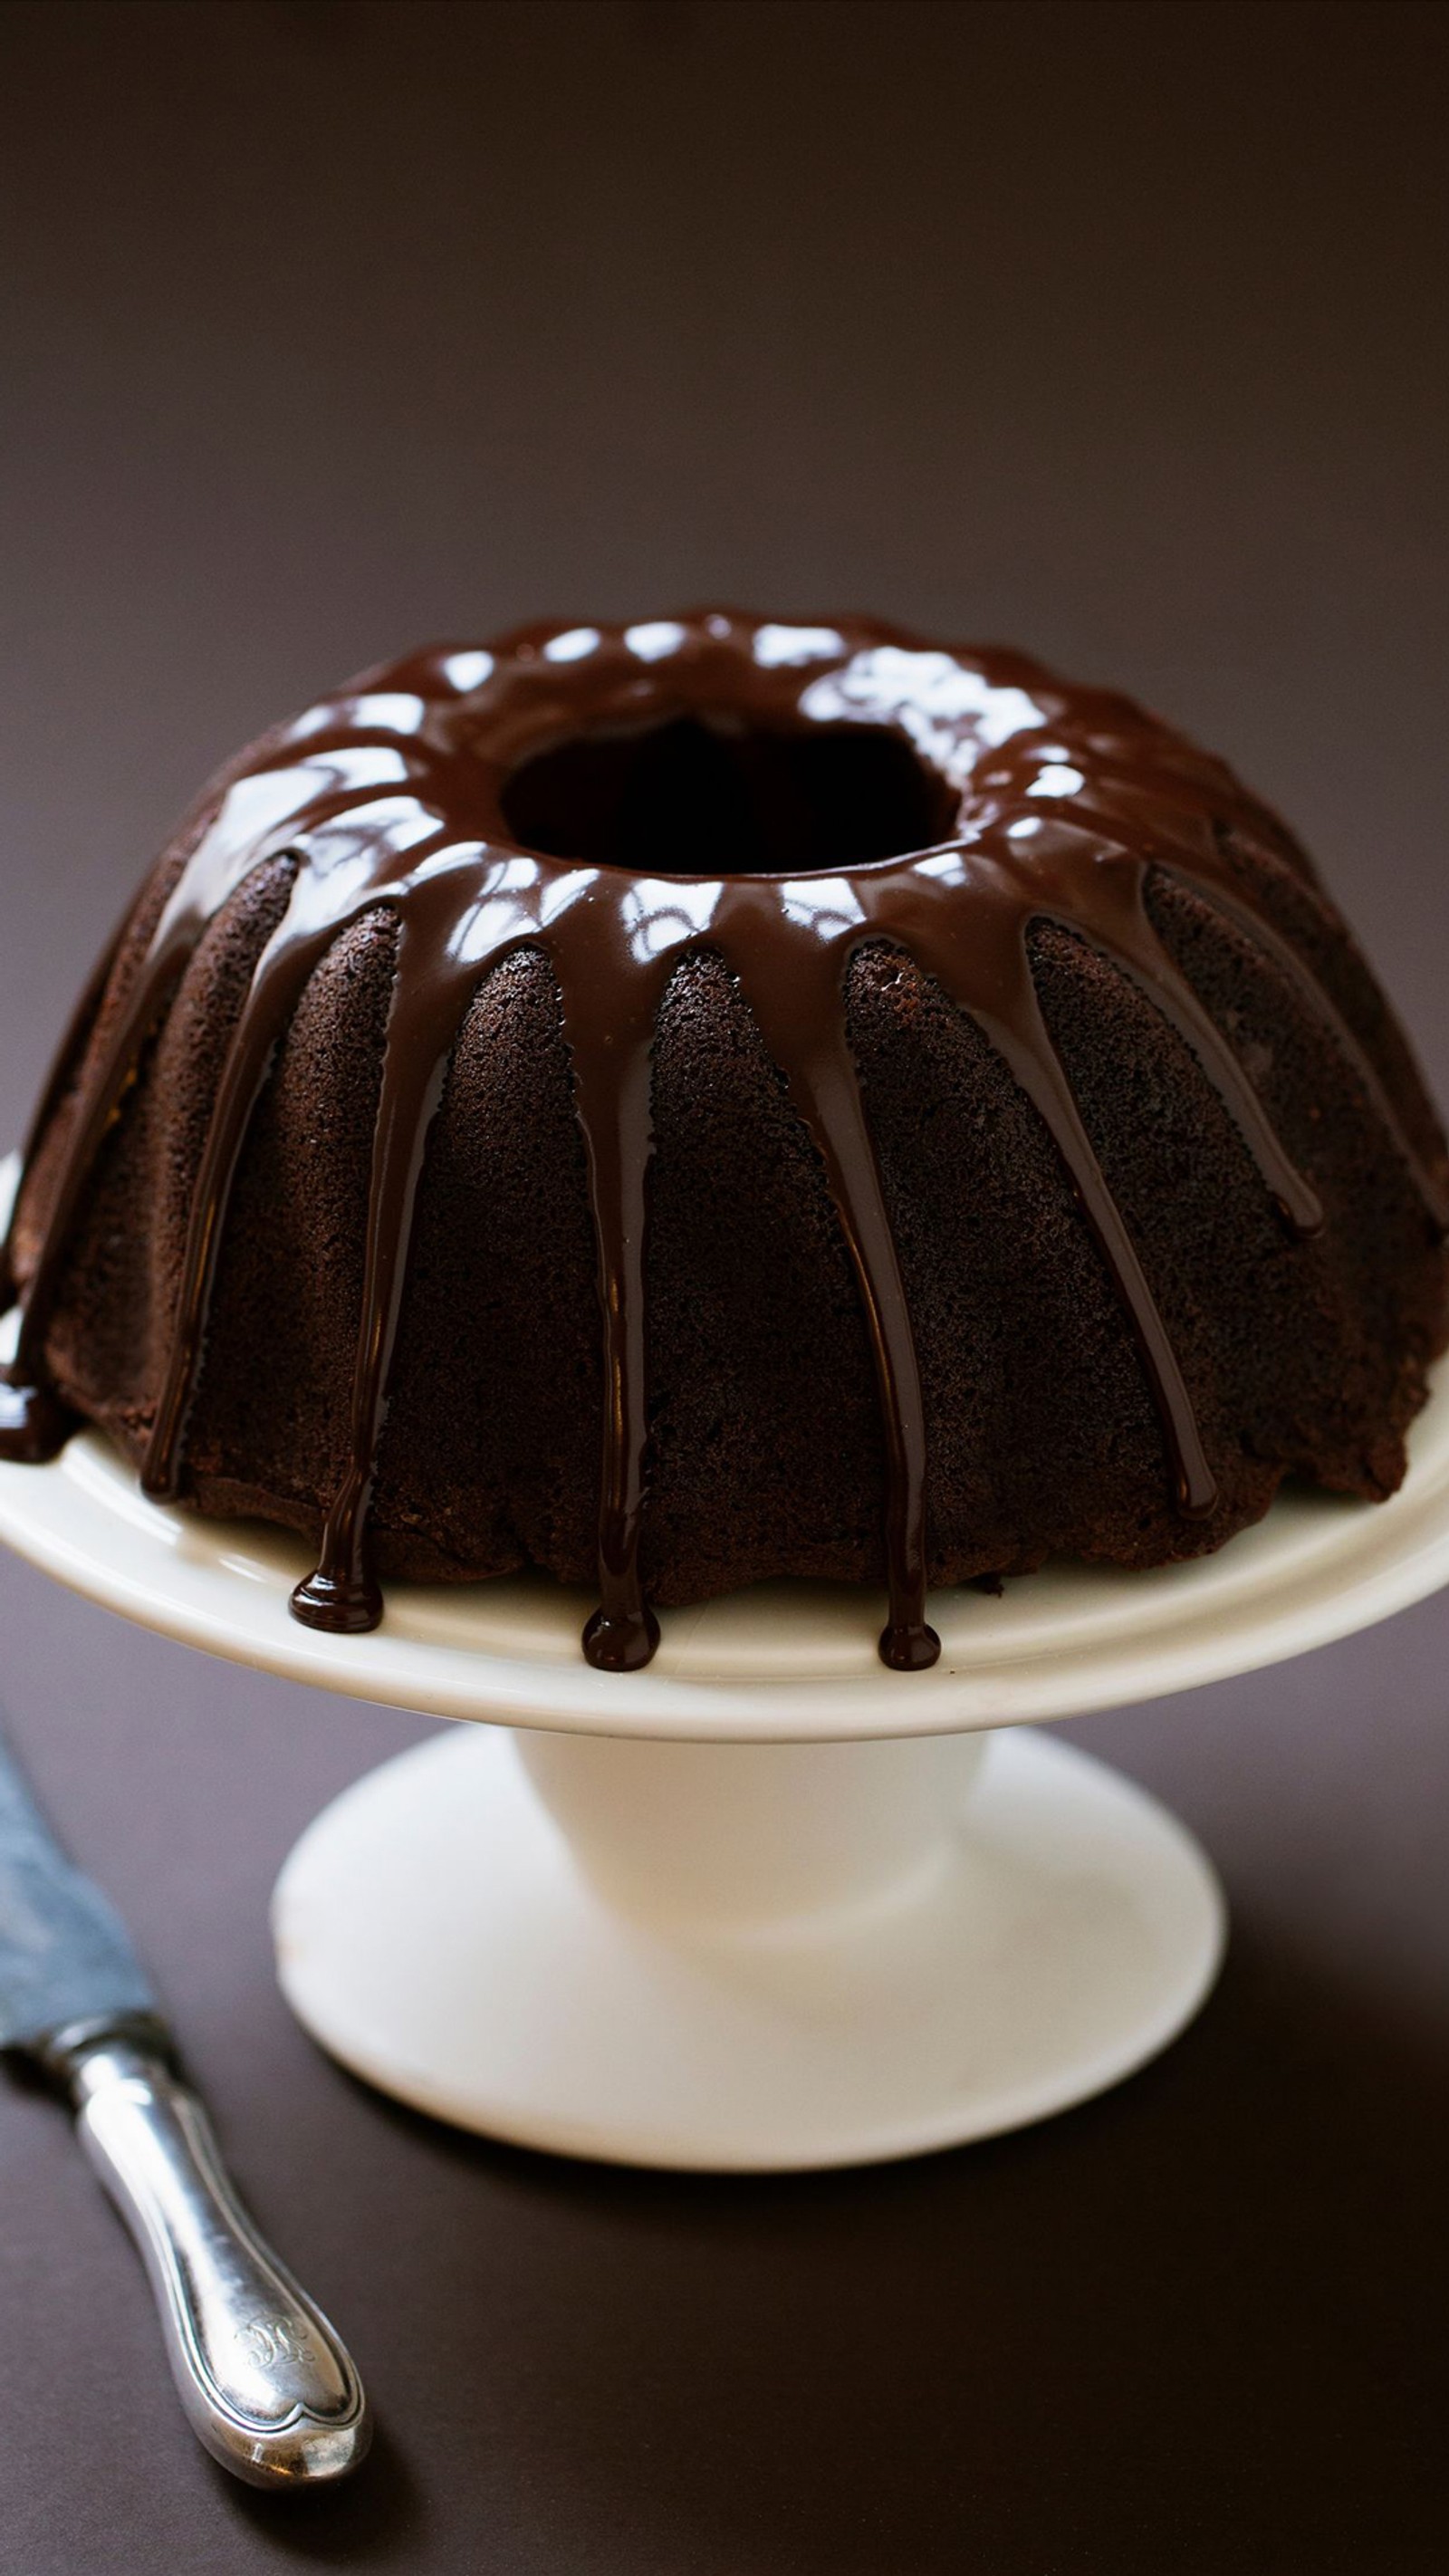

left=236, top=2315, right=314, bottom=2370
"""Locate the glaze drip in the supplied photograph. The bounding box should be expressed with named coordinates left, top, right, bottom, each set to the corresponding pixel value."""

left=4, top=612, right=1442, bottom=1670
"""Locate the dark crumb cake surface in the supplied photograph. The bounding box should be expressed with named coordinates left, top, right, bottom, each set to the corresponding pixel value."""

left=4, top=613, right=1446, bottom=1668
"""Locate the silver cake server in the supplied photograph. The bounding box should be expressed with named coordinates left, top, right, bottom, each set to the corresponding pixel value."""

left=0, top=1716, right=369, bottom=2487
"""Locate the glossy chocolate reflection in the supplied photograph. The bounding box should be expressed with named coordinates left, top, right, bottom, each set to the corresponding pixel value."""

left=3, top=611, right=1444, bottom=1671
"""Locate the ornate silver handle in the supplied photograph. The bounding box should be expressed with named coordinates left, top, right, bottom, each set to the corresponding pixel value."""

left=64, top=2035, right=369, bottom=2486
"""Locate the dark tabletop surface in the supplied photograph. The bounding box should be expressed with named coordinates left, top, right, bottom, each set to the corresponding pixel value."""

left=2, top=5, right=1448, bottom=2569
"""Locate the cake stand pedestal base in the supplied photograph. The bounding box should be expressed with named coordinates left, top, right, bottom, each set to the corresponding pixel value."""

left=272, top=1723, right=1224, bottom=2171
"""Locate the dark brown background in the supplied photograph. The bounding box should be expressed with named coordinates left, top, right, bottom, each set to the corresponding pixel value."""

left=2, top=3, right=1448, bottom=2569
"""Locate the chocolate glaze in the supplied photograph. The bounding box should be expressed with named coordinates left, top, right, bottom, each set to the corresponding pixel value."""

left=4, top=612, right=1444, bottom=1670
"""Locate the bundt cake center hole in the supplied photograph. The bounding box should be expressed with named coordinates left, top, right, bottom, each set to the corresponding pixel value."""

left=499, top=715, right=954, bottom=873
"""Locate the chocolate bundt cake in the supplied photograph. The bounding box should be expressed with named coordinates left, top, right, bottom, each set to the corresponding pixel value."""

left=2, top=612, right=1445, bottom=1672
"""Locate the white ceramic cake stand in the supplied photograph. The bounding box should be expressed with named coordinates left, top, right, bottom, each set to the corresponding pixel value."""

left=6, top=1178, right=1449, bottom=2169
